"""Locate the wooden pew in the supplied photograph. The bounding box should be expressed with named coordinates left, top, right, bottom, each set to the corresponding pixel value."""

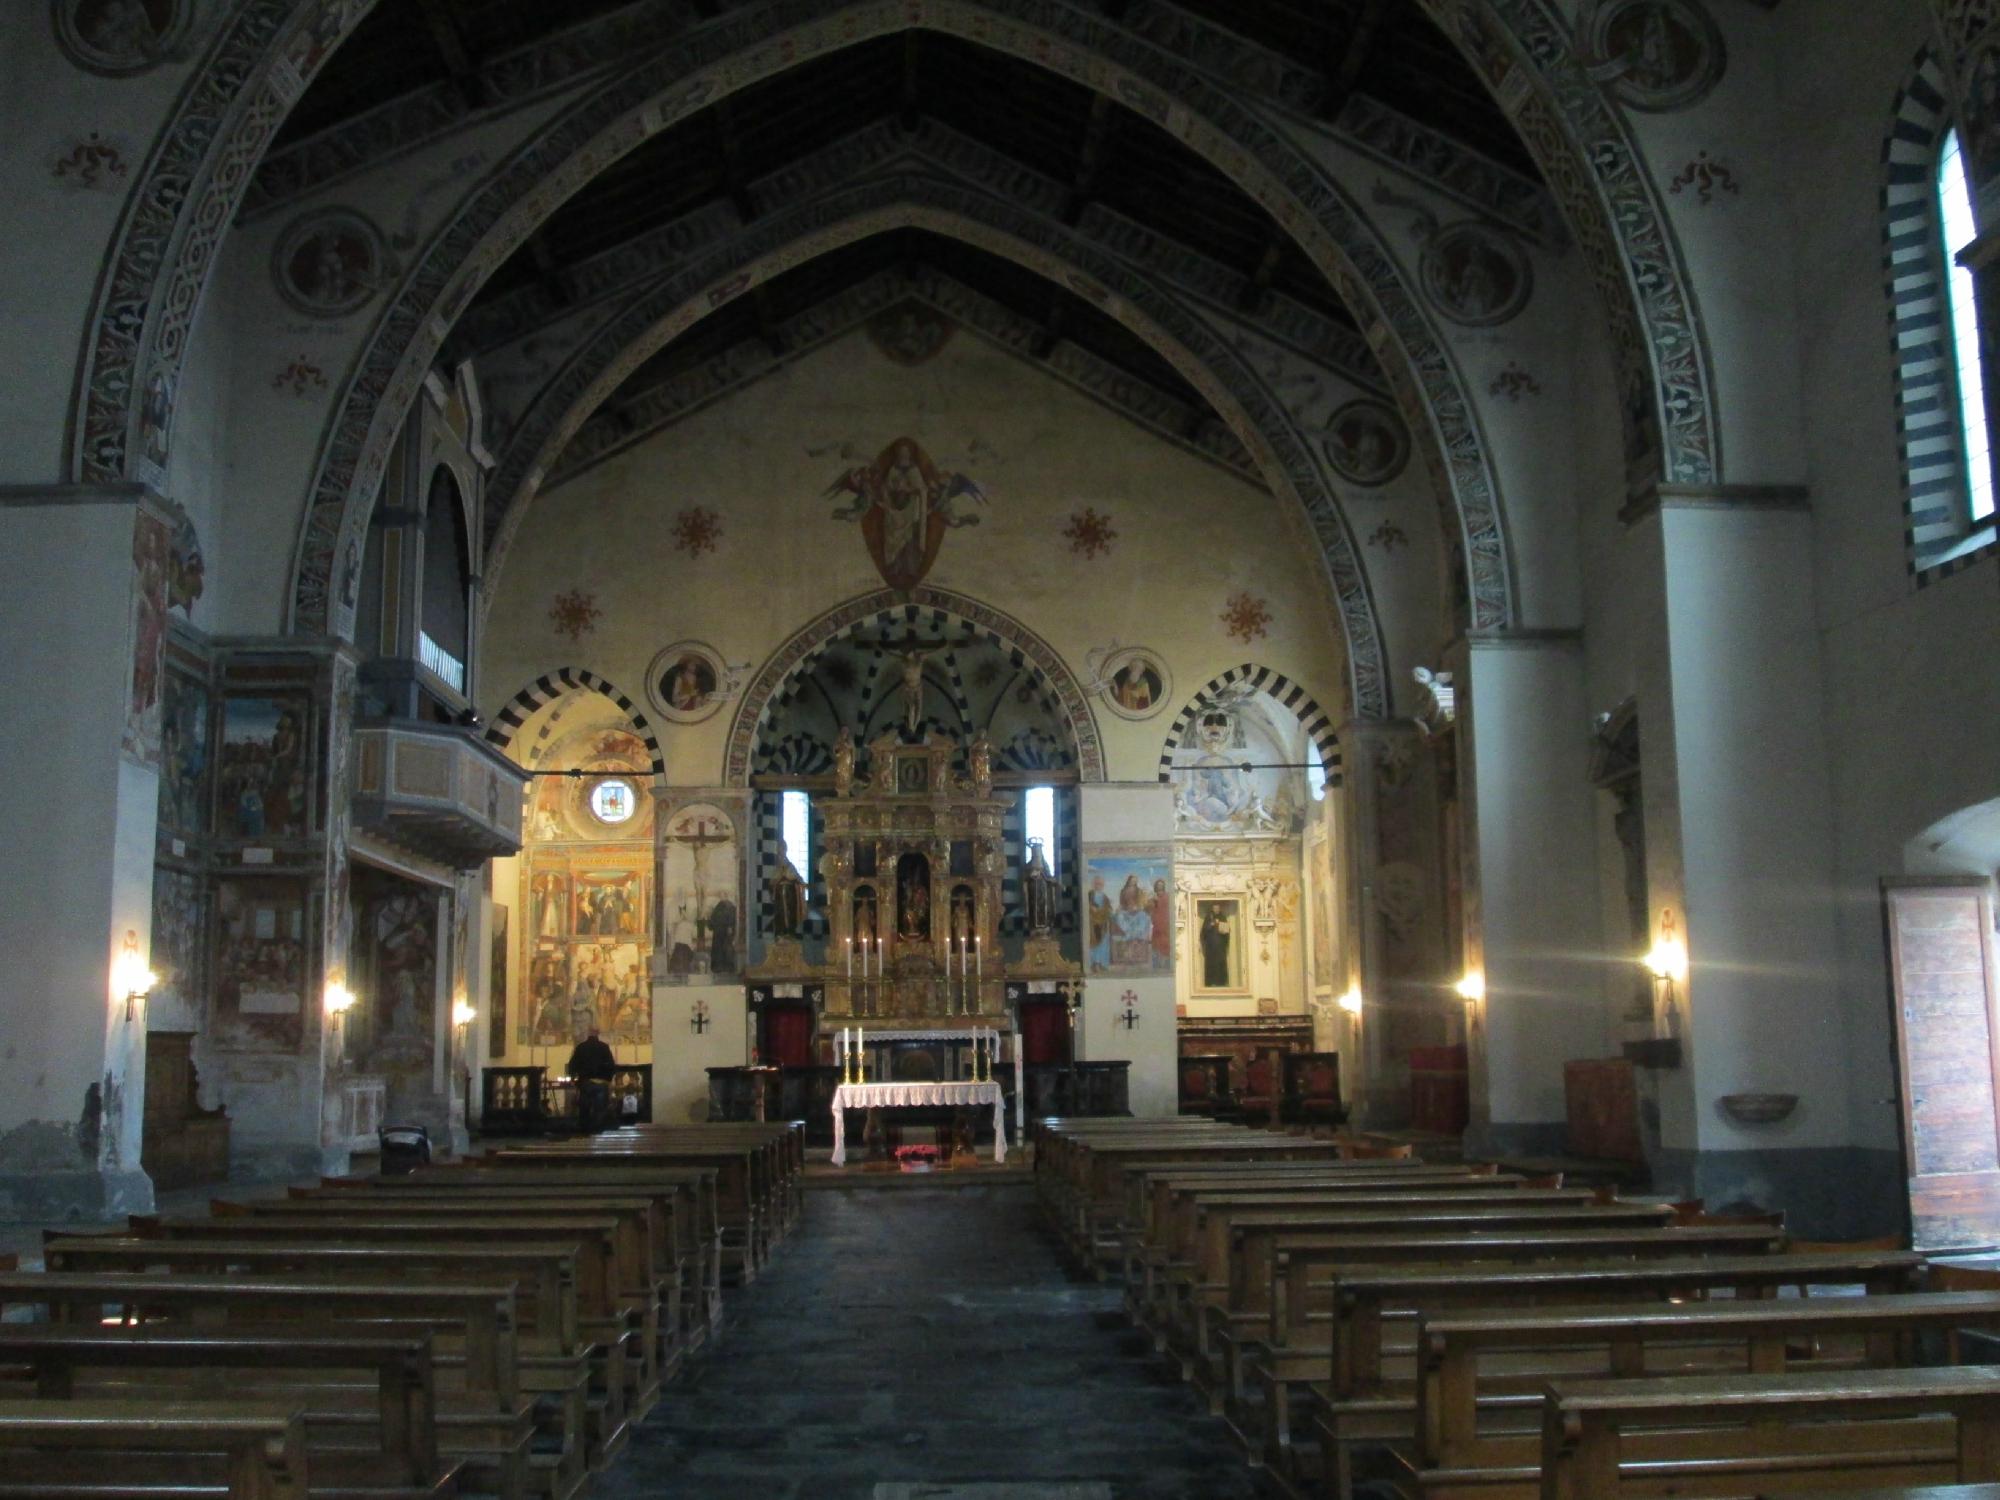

left=0, top=1274, right=538, bottom=1500
left=0, top=1399, right=308, bottom=1500
left=240, top=1193, right=690, bottom=1376
left=1390, top=1291, right=2000, bottom=1500
left=135, top=1214, right=660, bottom=1422
left=39, top=1238, right=609, bottom=1479
left=0, top=1326, right=456, bottom=1498
left=1538, top=1364, right=2000, bottom=1499
left=329, top=1167, right=722, bottom=1338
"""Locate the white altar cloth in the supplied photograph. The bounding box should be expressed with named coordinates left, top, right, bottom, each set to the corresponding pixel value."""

left=830, top=1080, right=1008, bottom=1166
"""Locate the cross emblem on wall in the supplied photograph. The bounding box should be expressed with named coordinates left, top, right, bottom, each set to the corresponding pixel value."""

left=690, top=998, right=711, bottom=1034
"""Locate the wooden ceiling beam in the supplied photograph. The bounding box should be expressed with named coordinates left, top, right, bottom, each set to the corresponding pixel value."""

left=414, top=0, right=486, bottom=110
left=708, top=96, right=758, bottom=224
left=1320, top=0, right=1388, bottom=120
left=522, top=230, right=572, bottom=309
left=900, top=32, right=922, bottom=134
left=751, top=283, right=786, bottom=357
left=1059, top=92, right=1116, bottom=227
left=1236, top=234, right=1284, bottom=314
left=1031, top=296, right=1067, bottom=360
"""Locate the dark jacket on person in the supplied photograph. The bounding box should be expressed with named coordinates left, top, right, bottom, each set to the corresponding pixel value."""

left=567, top=1035, right=617, bottom=1081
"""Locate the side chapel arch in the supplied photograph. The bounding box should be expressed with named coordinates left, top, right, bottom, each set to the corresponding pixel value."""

left=478, top=181, right=1393, bottom=720
left=1158, top=665, right=1343, bottom=789
left=483, top=667, right=666, bottom=777
left=723, top=587, right=1106, bottom=786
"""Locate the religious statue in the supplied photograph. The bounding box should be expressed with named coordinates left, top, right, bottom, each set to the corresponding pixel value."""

left=833, top=725, right=856, bottom=797
left=949, top=886, right=975, bottom=945
left=768, top=859, right=807, bottom=938
left=899, top=867, right=930, bottom=938
left=968, top=731, right=992, bottom=797
left=893, top=644, right=938, bottom=737
left=1023, top=838, right=1058, bottom=937
left=869, top=732, right=900, bottom=793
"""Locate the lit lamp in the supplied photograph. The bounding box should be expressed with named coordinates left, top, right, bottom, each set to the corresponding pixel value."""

left=1338, top=985, right=1363, bottom=1020
left=113, top=930, right=156, bottom=1024
left=452, top=998, right=477, bottom=1032
left=1454, top=971, right=1485, bottom=1005
left=1642, top=908, right=1688, bottom=1018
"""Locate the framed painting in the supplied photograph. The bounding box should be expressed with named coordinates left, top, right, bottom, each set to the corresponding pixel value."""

left=1191, top=896, right=1248, bottom=996
left=217, top=695, right=310, bottom=842
left=212, top=877, right=310, bottom=1050
left=1082, top=844, right=1173, bottom=977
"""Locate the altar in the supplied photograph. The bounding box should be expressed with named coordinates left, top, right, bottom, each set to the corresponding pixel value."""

left=829, top=1079, right=1008, bottom=1166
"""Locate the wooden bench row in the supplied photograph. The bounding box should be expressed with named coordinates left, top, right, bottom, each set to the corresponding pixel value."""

left=0, top=1121, right=803, bottom=1500
left=1036, top=1116, right=2000, bottom=1500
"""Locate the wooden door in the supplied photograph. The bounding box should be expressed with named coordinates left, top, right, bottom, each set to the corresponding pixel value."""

left=1885, top=878, right=2000, bottom=1250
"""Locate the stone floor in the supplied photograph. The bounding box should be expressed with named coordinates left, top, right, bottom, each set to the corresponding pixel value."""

left=608, top=1184, right=1276, bottom=1499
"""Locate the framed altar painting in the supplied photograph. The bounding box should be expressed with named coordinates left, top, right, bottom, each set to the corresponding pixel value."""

left=1083, top=844, right=1173, bottom=976
left=1191, top=896, right=1247, bottom=996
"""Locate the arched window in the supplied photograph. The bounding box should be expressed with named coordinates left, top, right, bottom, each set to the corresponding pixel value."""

left=1937, top=130, right=1995, bottom=524
left=1884, top=53, right=2000, bottom=581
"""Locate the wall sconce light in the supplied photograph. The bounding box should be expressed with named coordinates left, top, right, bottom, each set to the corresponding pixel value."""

left=324, top=981, right=357, bottom=1019
left=1338, top=985, right=1364, bottom=1019
left=451, top=999, right=477, bottom=1031
left=113, top=930, right=156, bottom=1024
left=1642, top=908, right=1687, bottom=1016
left=1455, top=970, right=1485, bottom=1005
left=1114, top=989, right=1140, bottom=1030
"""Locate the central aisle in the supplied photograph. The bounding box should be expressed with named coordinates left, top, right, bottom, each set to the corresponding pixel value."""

left=607, top=1183, right=1272, bottom=1498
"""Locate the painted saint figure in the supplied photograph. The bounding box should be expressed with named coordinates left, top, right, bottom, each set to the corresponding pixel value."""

left=768, top=861, right=807, bottom=939
left=1200, top=905, right=1233, bottom=989
left=1087, top=875, right=1112, bottom=971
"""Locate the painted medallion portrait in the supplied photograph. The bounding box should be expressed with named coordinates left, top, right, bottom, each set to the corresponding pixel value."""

left=1098, top=647, right=1172, bottom=722
left=1585, top=0, right=1726, bottom=113
left=272, top=209, right=389, bottom=318
left=1420, top=223, right=1532, bottom=328
left=53, top=0, right=188, bottom=75
left=647, top=640, right=728, bottom=724
left=866, top=300, right=954, bottom=366
left=1320, top=399, right=1411, bottom=488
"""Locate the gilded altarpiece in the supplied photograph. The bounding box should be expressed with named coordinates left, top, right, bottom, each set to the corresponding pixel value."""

left=817, top=732, right=1009, bottom=1025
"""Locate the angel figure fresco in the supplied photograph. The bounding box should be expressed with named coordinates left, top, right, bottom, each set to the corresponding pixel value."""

left=821, top=437, right=990, bottom=591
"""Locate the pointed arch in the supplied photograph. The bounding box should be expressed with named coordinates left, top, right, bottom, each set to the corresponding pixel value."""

left=483, top=667, right=665, bottom=776
left=1158, top=664, right=1341, bottom=788
left=723, top=587, right=1106, bottom=786
left=477, top=177, right=1389, bottom=720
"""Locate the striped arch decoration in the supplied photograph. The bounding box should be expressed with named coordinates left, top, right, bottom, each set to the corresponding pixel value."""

left=1157, top=665, right=1342, bottom=786
left=1882, top=45, right=2000, bottom=583
left=483, top=667, right=665, bottom=775
left=724, top=587, right=1105, bottom=786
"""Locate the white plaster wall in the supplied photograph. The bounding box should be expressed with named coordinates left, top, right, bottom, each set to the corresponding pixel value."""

left=0, top=19, right=216, bottom=479
left=0, top=499, right=143, bottom=1137
left=1076, top=782, right=1177, bottom=1117
left=478, top=324, right=1351, bottom=783
left=652, top=983, right=751, bottom=1125
left=1773, top=0, right=2000, bottom=1156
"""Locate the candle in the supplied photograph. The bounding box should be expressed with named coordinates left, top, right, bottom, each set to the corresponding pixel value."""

left=974, top=934, right=981, bottom=981
left=846, top=936, right=852, bottom=978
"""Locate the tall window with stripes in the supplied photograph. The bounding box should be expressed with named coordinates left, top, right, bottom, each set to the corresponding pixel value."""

left=1938, top=128, right=1997, bottom=526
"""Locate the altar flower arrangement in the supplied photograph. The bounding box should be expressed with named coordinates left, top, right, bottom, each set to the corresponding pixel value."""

left=894, top=1144, right=941, bottom=1172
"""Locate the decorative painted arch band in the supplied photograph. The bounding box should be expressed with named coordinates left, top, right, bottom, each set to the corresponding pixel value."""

left=1158, top=664, right=1343, bottom=788
left=283, top=0, right=1516, bottom=654
left=480, top=176, right=1389, bottom=721
left=724, top=587, right=1106, bottom=786
left=483, top=666, right=666, bottom=776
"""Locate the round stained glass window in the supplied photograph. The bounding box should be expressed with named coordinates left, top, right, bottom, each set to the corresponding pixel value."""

left=590, top=778, right=637, bottom=825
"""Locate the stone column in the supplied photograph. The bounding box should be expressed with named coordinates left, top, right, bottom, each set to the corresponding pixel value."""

left=1639, top=498, right=1883, bottom=1229
left=1337, top=718, right=1449, bottom=1127
left=0, top=485, right=165, bottom=1215
left=1455, top=632, right=1602, bottom=1159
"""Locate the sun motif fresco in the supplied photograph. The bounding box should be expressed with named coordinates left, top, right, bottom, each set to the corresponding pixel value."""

left=820, top=437, right=989, bottom=592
